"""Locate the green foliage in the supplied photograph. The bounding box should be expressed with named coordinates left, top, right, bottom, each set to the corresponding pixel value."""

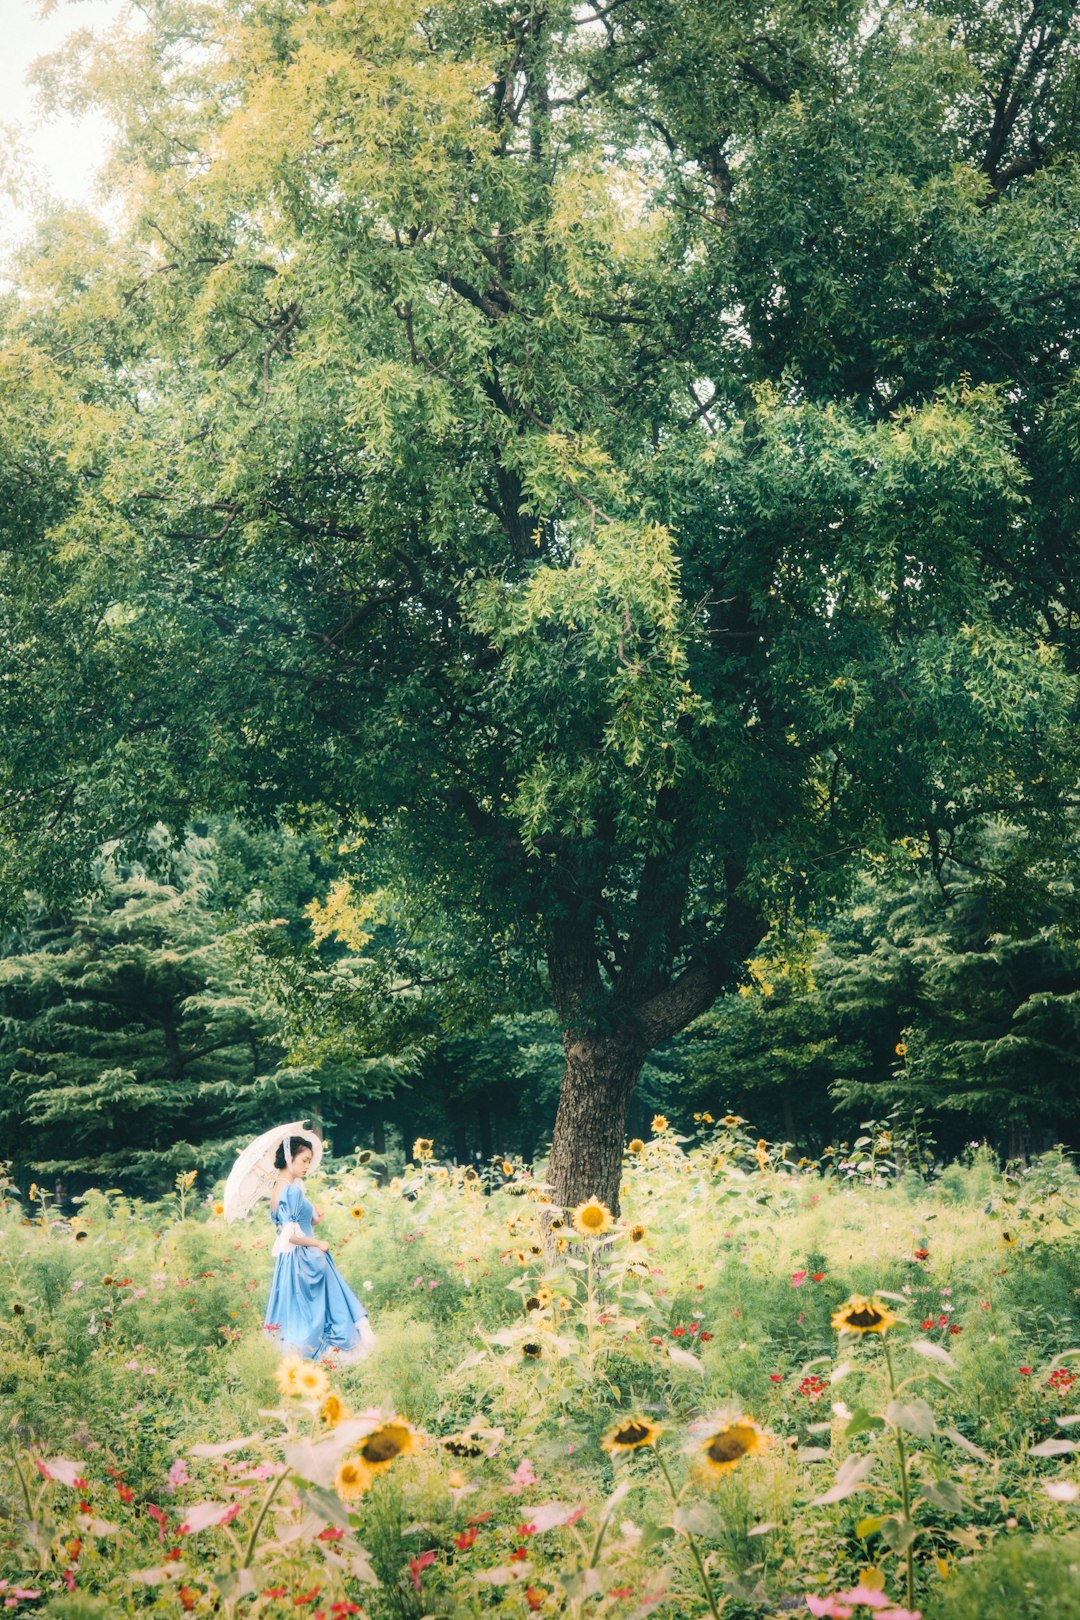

left=926, top=1532, right=1080, bottom=1620
left=4, top=0, right=1080, bottom=1213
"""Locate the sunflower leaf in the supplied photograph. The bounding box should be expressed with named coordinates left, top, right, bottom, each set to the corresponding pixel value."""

left=885, top=1398, right=935, bottom=1440
left=668, top=1344, right=704, bottom=1375
left=810, top=1453, right=876, bottom=1505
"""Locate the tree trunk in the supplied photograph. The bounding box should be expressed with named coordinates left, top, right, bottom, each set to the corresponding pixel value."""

left=548, top=1028, right=647, bottom=1216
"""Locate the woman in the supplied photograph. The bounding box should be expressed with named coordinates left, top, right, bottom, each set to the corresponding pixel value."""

left=264, top=1135, right=376, bottom=1363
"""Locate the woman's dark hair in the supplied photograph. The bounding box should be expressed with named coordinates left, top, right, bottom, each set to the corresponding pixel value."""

left=274, top=1137, right=313, bottom=1170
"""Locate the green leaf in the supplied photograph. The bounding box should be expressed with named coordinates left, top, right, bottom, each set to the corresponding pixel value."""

left=885, top=1398, right=936, bottom=1441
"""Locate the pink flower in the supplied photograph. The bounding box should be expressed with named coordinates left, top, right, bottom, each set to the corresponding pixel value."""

left=791, top=1271, right=808, bottom=1287
left=507, top=1458, right=536, bottom=1494
left=165, top=1460, right=190, bottom=1494
left=806, top=1599, right=853, bottom=1619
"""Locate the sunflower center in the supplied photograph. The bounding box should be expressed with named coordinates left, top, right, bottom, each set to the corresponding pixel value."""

left=706, top=1427, right=752, bottom=1464
left=615, top=1422, right=651, bottom=1446
left=361, top=1426, right=407, bottom=1464
left=847, top=1307, right=884, bottom=1328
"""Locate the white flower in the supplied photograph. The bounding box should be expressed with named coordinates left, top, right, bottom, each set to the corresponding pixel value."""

left=363, top=1280, right=373, bottom=1290
left=1044, top=1480, right=1080, bottom=1503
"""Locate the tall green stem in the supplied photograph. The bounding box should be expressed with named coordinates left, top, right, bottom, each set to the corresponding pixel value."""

left=883, top=1337, right=916, bottom=1612
left=241, top=1467, right=288, bottom=1566
left=656, top=1454, right=722, bottom=1620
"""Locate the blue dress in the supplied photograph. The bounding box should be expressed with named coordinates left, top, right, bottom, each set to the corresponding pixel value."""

left=264, top=1180, right=375, bottom=1363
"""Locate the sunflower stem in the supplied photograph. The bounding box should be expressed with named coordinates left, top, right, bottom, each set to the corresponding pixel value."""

left=656, top=1453, right=722, bottom=1620
left=241, top=1466, right=288, bottom=1567
left=883, top=1335, right=916, bottom=1612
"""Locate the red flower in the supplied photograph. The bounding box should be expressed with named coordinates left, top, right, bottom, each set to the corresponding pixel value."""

left=1019, top=1367, right=1033, bottom=1375
left=526, top=1589, right=544, bottom=1612
left=517, top=1522, right=537, bottom=1537
left=330, top=1605, right=364, bottom=1617
left=610, top=1589, right=634, bottom=1599
left=166, top=1548, right=183, bottom=1562
left=454, top=1527, right=477, bottom=1551
left=408, top=1551, right=435, bottom=1592
left=913, top=1249, right=929, bottom=1261
left=921, top=1319, right=934, bottom=1331
left=937, top=1316, right=949, bottom=1327
left=700, top=1331, right=714, bottom=1341
left=294, top=1586, right=321, bottom=1605
left=316, top=1526, right=343, bottom=1542
left=949, top=1324, right=963, bottom=1335
left=262, top=1588, right=288, bottom=1598
left=179, top=1589, right=198, bottom=1612
left=509, top=1547, right=529, bottom=1562
left=117, top=1484, right=135, bottom=1504
left=671, top=1326, right=686, bottom=1338
left=811, top=1272, right=825, bottom=1282
left=769, top=1373, right=784, bottom=1383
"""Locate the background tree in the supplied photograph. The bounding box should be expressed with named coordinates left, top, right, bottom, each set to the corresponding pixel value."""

left=2, top=0, right=1080, bottom=1210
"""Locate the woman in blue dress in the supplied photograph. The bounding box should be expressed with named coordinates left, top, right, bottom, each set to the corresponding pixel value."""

left=264, top=1137, right=376, bottom=1363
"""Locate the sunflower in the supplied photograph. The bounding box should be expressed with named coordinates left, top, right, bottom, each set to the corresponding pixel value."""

left=695, top=1416, right=769, bottom=1479
left=548, top=1216, right=564, bottom=1231
left=357, top=1418, right=421, bottom=1474
left=413, top=1138, right=434, bottom=1163
left=1001, top=1231, right=1017, bottom=1247
left=601, top=1417, right=662, bottom=1455
left=442, top=1434, right=485, bottom=1458
left=572, top=1198, right=614, bottom=1238
left=693, top=1112, right=714, bottom=1125
left=626, top=1139, right=646, bottom=1155
left=334, top=1457, right=369, bottom=1502
left=321, top=1392, right=349, bottom=1427
left=895, top=1042, right=907, bottom=1056
left=628, top=1224, right=646, bottom=1243
left=350, top=1205, right=365, bottom=1220
left=535, top=1285, right=554, bottom=1307
left=499, top=1159, right=515, bottom=1177
left=651, top=1115, right=669, bottom=1134
left=522, top=1341, right=543, bottom=1359
left=294, top=1362, right=331, bottom=1401
left=211, top=1201, right=225, bottom=1217
left=74, top=1230, right=88, bottom=1242
left=357, top=1150, right=374, bottom=1164
left=831, top=1295, right=897, bottom=1336
left=275, top=1354, right=307, bottom=1397
left=463, top=1167, right=479, bottom=1184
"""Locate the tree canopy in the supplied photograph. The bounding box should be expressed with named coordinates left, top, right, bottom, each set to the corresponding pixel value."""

left=3, top=0, right=1080, bottom=1207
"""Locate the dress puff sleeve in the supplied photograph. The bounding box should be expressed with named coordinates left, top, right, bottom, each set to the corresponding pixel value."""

left=270, top=1181, right=304, bottom=1258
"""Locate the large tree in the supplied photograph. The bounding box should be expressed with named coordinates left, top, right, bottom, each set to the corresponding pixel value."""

left=3, top=0, right=1080, bottom=1210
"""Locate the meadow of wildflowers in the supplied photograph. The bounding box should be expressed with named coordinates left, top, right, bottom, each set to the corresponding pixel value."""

left=1, top=1123, right=1078, bottom=1618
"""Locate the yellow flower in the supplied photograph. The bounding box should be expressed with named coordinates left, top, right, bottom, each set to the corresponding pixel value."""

left=463, top=1167, right=479, bottom=1184
left=535, top=1285, right=554, bottom=1307
left=831, top=1295, right=897, bottom=1335
left=321, top=1392, right=349, bottom=1427
left=334, top=1457, right=369, bottom=1501
left=693, top=1112, right=714, bottom=1125
left=413, top=1137, right=434, bottom=1163
left=295, top=1362, right=331, bottom=1401
left=350, top=1205, right=365, bottom=1220
left=571, top=1197, right=614, bottom=1238
left=357, top=1418, right=421, bottom=1475
left=28, top=1183, right=38, bottom=1201
left=628, top=1224, right=646, bottom=1243
left=601, top=1417, right=662, bottom=1455
left=275, top=1354, right=307, bottom=1397
left=548, top=1216, right=564, bottom=1231
left=499, top=1159, right=514, bottom=1177
left=695, top=1415, right=769, bottom=1479
left=895, top=1042, right=907, bottom=1056
left=651, top=1115, right=668, bottom=1134
left=626, top=1139, right=646, bottom=1155
left=357, top=1150, right=373, bottom=1164
left=522, top=1341, right=543, bottom=1359
left=211, top=1201, right=225, bottom=1217
left=1001, top=1231, right=1017, bottom=1247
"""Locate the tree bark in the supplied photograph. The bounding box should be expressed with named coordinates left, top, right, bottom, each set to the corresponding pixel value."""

left=549, top=1027, right=647, bottom=1216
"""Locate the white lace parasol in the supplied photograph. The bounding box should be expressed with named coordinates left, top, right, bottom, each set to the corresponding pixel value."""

left=222, top=1121, right=323, bottom=1223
